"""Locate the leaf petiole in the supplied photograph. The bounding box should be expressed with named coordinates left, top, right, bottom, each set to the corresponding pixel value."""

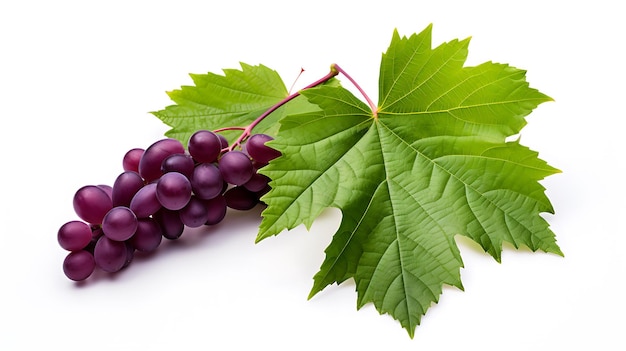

left=332, top=64, right=378, bottom=117
left=213, top=126, right=246, bottom=133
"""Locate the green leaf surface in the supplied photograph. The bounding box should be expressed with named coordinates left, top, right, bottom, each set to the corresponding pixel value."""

left=258, top=25, right=560, bottom=337
left=152, top=63, right=291, bottom=146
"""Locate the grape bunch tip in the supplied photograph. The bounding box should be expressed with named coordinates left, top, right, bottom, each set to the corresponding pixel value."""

left=58, top=130, right=281, bottom=281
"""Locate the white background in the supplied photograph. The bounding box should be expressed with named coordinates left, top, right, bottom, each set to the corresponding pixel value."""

left=1, top=1, right=623, bottom=350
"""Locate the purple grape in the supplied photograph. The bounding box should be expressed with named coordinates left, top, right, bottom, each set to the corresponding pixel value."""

left=73, top=185, right=113, bottom=225
left=130, top=183, right=162, bottom=218
left=123, top=148, right=144, bottom=173
left=63, top=250, right=96, bottom=281
left=97, top=184, right=113, bottom=199
left=138, top=138, right=185, bottom=182
left=161, top=153, right=195, bottom=178
left=102, top=206, right=138, bottom=241
left=156, top=172, right=192, bottom=210
left=224, top=186, right=259, bottom=210
left=188, top=130, right=222, bottom=163
left=131, top=218, right=162, bottom=253
left=217, top=134, right=228, bottom=149
left=94, top=236, right=127, bottom=273
left=245, top=134, right=281, bottom=164
left=243, top=173, right=271, bottom=192
left=112, top=171, right=145, bottom=207
left=154, top=208, right=184, bottom=240
left=179, top=196, right=209, bottom=228
left=204, top=195, right=227, bottom=225
left=58, top=220, right=93, bottom=251
left=219, top=150, right=254, bottom=186
left=190, top=163, right=223, bottom=200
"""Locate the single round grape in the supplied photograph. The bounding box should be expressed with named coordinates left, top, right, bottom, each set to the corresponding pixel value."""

left=204, top=195, right=227, bottom=225
left=179, top=196, right=208, bottom=228
left=188, top=130, right=222, bottom=163
left=130, top=183, right=162, bottom=218
left=246, top=134, right=281, bottom=164
left=154, top=208, right=184, bottom=240
left=73, top=185, right=113, bottom=225
left=161, top=153, right=195, bottom=178
left=243, top=173, right=271, bottom=192
left=58, top=220, right=93, bottom=251
left=112, top=171, right=145, bottom=207
left=94, top=236, right=127, bottom=273
left=219, top=150, right=254, bottom=186
left=190, top=163, right=223, bottom=200
left=138, top=138, right=185, bottom=182
left=63, top=250, right=96, bottom=281
left=123, top=148, right=144, bottom=173
left=131, top=218, right=162, bottom=253
left=224, top=186, right=259, bottom=210
left=102, top=206, right=138, bottom=241
left=156, top=172, right=192, bottom=210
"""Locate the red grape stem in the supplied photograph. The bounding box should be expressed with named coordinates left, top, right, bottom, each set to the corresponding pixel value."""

left=332, top=64, right=378, bottom=117
left=227, top=63, right=376, bottom=151
left=213, top=126, right=246, bottom=133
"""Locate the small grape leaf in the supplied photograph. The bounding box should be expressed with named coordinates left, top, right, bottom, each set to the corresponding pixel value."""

left=257, top=25, right=561, bottom=337
left=151, top=63, right=326, bottom=146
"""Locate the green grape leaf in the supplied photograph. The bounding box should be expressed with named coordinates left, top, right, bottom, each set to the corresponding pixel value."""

left=152, top=62, right=326, bottom=146
left=257, top=25, right=561, bottom=337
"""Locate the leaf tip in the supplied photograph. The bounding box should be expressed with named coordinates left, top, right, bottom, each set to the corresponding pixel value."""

left=254, top=226, right=269, bottom=244
left=549, top=244, right=565, bottom=257
left=253, top=231, right=268, bottom=244
left=165, top=90, right=177, bottom=99
left=307, top=279, right=325, bottom=300
left=306, top=289, right=318, bottom=301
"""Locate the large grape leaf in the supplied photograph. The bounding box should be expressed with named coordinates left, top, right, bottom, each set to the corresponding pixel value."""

left=257, top=25, right=561, bottom=337
left=152, top=63, right=325, bottom=146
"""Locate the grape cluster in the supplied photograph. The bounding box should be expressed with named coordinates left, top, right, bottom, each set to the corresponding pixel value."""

left=58, top=131, right=281, bottom=281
